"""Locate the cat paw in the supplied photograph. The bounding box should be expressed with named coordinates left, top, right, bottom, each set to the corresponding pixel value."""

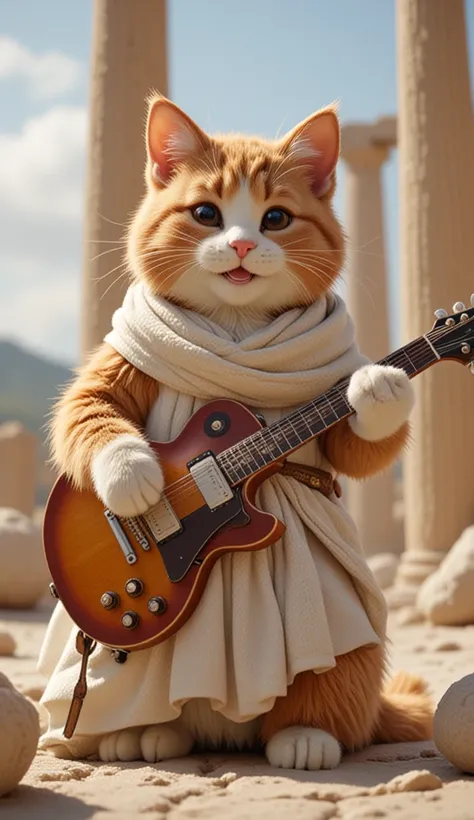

left=98, top=727, right=143, bottom=762
left=140, top=724, right=194, bottom=763
left=347, top=364, right=414, bottom=442
left=91, top=433, right=164, bottom=517
left=266, top=726, right=341, bottom=770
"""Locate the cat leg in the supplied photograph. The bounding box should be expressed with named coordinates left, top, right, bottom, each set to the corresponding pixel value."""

left=98, top=722, right=194, bottom=763
left=261, top=644, right=384, bottom=770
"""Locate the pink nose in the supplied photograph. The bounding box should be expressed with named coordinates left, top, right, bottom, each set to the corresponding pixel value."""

left=229, top=238, right=256, bottom=259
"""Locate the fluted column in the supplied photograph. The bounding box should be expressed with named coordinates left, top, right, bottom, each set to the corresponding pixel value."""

left=395, top=0, right=474, bottom=593
left=81, top=0, right=168, bottom=360
left=341, top=131, right=402, bottom=557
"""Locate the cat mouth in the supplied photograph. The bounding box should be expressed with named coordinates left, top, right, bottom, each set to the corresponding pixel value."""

left=222, top=267, right=255, bottom=285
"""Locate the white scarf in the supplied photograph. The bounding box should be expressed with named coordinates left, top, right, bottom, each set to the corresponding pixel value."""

left=38, top=282, right=387, bottom=757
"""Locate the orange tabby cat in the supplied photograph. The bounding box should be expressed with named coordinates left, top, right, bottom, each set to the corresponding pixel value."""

left=48, top=94, right=432, bottom=769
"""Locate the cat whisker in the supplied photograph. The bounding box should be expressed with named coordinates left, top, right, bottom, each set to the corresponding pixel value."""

left=160, top=229, right=200, bottom=247
left=281, top=266, right=313, bottom=304
left=100, top=269, right=131, bottom=300
left=85, top=239, right=128, bottom=245
left=89, top=246, right=125, bottom=264
left=272, top=161, right=315, bottom=186
left=153, top=261, right=196, bottom=291
left=96, top=212, right=130, bottom=230
left=92, top=259, right=130, bottom=283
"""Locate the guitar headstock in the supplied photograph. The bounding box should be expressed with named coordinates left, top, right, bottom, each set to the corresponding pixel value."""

left=429, top=296, right=474, bottom=370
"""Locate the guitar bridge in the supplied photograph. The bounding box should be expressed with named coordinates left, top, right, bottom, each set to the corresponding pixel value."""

left=188, top=452, right=234, bottom=511
left=141, top=495, right=182, bottom=544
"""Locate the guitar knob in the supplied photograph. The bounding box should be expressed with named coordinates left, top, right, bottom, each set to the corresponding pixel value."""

left=147, top=596, right=167, bottom=615
left=101, top=591, right=119, bottom=610
left=125, top=578, right=144, bottom=597
left=434, top=309, right=447, bottom=319
left=121, top=610, right=140, bottom=629
left=453, top=301, right=465, bottom=312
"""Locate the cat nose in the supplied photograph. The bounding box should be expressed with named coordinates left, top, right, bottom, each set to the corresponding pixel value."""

left=229, top=239, right=256, bottom=259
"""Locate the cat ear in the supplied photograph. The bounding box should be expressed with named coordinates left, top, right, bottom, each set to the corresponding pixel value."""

left=146, top=95, right=210, bottom=185
left=280, top=105, right=340, bottom=197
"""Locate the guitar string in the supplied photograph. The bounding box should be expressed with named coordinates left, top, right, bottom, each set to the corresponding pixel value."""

left=133, top=321, right=473, bottom=510
left=145, top=327, right=473, bottom=508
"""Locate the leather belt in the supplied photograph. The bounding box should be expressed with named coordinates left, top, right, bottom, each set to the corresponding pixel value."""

left=280, top=461, right=342, bottom=499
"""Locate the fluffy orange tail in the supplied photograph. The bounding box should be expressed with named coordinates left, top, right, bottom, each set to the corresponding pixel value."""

left=372, top=672, right=434, bottom=744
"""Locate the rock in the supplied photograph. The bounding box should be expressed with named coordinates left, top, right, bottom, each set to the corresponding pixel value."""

left=434, top=641, right=461, bottom=652
left=0, top=631, right=16, bottom=656
left=417, top=526, right=474, bottom=626
left=384, top=584, right=417, bottom=610
left=397, top=606, right=425, bottom=626
left=367, top=553, right=400, bottom=590
left=0, top=672, right=40, bottom=796
left=371, top=768, right=442, bottom=794
left=0, top=507, right=50, bottom=608
left=434, top=673, right=474, bottom=773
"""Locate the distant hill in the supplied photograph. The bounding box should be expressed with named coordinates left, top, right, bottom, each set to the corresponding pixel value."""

left=0, top=339, right=73, bottom=442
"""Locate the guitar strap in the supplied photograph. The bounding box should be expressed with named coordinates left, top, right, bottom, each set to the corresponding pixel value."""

left=63, top=631, right=96, bottom=739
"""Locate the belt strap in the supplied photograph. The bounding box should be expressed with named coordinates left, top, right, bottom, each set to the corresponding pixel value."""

left=280, top=461, right=341, bottom=498
left=63, top=631, right=96, bottom=739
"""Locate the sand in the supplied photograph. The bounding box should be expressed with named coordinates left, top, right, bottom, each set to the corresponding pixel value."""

left=1, top=600, right=474, bottom=819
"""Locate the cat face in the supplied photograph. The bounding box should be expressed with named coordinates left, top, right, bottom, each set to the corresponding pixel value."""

left=128, top=95, right=345, bottom=316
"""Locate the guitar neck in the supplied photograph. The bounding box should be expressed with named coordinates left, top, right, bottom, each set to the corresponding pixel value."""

left=218, top=333, right=440, bottom=485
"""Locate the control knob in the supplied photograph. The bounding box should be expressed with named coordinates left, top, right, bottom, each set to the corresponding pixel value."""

left=147, top=596, right=167, bottom=615
left=100, top=591, right=119, bottom=610
left=121, top=610, right=140, bottom=629
left=125, top=578, right=144, bottom=597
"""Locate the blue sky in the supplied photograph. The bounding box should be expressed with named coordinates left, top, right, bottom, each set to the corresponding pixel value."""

left=0, top=0, right=473, bottom=364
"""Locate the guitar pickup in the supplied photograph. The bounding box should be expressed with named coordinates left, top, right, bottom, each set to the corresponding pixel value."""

left=188, top=452, right=234, bottom=511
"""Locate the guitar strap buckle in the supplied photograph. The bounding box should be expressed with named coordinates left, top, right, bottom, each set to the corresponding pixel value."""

left=63, top=630, right=97, bottom=739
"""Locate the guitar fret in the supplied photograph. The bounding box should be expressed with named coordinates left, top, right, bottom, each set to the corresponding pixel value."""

left=285, top=415, right=305, bottom=445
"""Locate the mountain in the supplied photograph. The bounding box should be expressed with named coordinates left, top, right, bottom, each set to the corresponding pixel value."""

left=0, top=340, right=73, bottom=440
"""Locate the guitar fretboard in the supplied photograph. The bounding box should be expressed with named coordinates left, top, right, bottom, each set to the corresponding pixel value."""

left=217, top=334, right=439, bottom=485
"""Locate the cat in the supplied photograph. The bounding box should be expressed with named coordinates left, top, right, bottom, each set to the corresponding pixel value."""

left=49, top=93, right=433, bottom=770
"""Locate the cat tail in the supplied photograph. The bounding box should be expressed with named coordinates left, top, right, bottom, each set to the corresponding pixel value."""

left=372, top=672, right=434, bottom=743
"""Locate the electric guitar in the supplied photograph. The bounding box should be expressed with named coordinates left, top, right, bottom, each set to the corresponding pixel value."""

left=43, top=298, right=474, bottom=654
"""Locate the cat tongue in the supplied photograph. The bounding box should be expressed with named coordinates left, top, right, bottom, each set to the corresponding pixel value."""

left=225, top=268, right=253, bottom=284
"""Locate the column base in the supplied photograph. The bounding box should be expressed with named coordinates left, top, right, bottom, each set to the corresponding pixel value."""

left=385, top=549, right=448, bottom=610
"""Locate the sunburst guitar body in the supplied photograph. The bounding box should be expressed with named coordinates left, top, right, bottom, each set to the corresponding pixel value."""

left=43, top=400, right=285, bottom=653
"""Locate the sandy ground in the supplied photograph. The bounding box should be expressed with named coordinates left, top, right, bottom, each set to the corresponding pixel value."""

left=1, top=601, right=474, bottom=819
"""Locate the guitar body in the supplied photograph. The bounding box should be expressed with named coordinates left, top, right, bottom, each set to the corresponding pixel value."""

left=43, top=400, right=285, bottom=652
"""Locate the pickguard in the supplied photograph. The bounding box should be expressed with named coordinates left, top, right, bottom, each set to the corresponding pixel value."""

left=157, top=490, right=250, bottom=583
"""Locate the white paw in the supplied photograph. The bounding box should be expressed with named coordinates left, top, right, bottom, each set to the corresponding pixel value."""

left=140, top=724, right=194, bottom=763
left=98, top=727, right=142, bottom=762
left=266, top=726, right=341, bottom=770
left=347, top=364, right=414, bottom=442
left=92, top=433, right=164, bottom=517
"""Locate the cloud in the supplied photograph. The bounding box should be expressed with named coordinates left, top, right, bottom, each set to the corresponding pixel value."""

left=0, top=36, right=82, bottom=100
left=0, top=106, right=88, bottom=364
left=0, top=106, right=87, bottom=218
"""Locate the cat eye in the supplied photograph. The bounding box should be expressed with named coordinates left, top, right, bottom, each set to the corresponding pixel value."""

left=191, top=203, right=222, bottom=228
left=261, top=208, right=292, bottom=231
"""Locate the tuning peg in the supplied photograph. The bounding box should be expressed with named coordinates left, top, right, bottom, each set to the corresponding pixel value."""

left=434, top=308, right=448, bottom=319
left=470, top=362, right=474, bottom=375
left=453, top=301, right=466, bottom=313
left=471, top=294, right=474, bottom=307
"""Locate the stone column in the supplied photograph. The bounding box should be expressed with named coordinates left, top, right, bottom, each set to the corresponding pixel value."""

left=0, top=422, right=37, bottom=517
left=81, top=0, right=168, bottom=360
left=395, top=0, right=474, bottom=594
left=341, top=124, right=403, bottom=557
